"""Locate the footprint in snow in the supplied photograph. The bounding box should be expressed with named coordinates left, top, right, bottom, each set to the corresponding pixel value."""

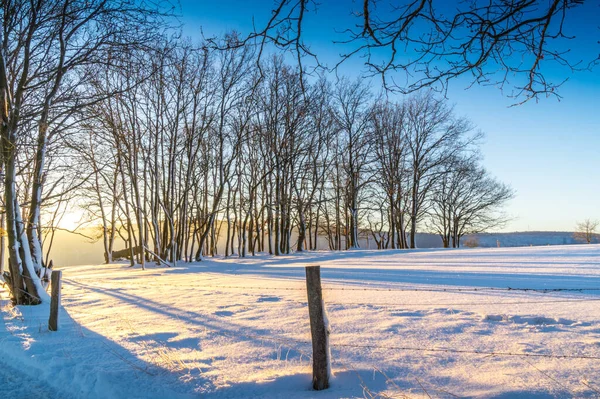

left=483, top=314, right=581, bottom=326
left=214, top=310, right=234, bottom=317
left=257, top=296, right=281, bottom=303
left=389, top=310, right=424, bottom=318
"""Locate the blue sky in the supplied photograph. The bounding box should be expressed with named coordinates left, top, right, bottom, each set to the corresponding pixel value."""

left=177, top=0, right=600, bottom=232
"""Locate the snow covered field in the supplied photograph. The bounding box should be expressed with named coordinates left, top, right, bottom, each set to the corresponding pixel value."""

left=2, top=245, right=600, bottom=398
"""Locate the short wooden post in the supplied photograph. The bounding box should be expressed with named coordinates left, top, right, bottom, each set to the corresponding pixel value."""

left=305, top=265, right=330, bottom=390
left=49, top=270, right=62, bottom=331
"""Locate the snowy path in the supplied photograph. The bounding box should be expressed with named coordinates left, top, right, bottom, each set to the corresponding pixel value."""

left=2, top=245, right=600, bottom=398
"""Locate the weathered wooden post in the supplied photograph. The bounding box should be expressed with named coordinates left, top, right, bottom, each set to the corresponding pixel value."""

left=48, top=270, right=62, bottom=331
left=305, top=265, right=330, bottom=390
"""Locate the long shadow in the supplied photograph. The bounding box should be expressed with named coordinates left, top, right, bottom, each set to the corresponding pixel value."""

left=195, top=361, right=572, bottom=398
left=184, top=246, right=600, bottom=267
left=0, top=296, right=201, bottom=399
left=62, top=279, right=366, bottom=396
left=157, top=253, right=600, bottom=294
left=161, top=248, right=449, bottom=273
left=64, top=279, right=314, bottom=349
left=197, top=368, right=388, bottom=398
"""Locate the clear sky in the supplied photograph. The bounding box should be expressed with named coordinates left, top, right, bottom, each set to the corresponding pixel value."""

left=176, top=0, right=600, bottom=232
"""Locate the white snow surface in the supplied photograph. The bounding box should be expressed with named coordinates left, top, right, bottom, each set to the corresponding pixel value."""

left=2, top=245, right=600, bottom=398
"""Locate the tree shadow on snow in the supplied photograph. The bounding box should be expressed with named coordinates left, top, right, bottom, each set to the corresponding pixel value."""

left=486, top=391, right=567, bottom=399
left=59, top=280, right=426, bottom=398
left=0, top=296, right=204, bottom=399
left=152, top=249, right=600, bottom=294
left=199, top=368, right=395, bottom=398
left=55, top=274, right=598, bottom=398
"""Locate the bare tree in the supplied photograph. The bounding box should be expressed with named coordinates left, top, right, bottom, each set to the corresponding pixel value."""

left=333, top=78, right=373, bottom=248
left=429, top=156, right=514, bottom=248
left=195, top=35, right=255, bottom=260
left=371, top=100, right=410, bottom=249
left=403, top=92, right=479, bottom=248
left=574, top=219, right=599, bottom=244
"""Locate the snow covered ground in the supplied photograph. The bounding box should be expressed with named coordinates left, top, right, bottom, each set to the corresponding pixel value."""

left=2, top=245, right=600, bottom=398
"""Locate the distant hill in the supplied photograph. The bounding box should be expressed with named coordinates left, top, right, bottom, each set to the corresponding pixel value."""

left=411, top=231, right=600, bottom=248
left=465, top=231, right=600, bottom=247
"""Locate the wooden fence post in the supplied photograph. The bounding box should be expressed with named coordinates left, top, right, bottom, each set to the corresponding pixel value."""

left=49, top=270, right=62, bottom=331
left=305, top=265, right=330, bottom=390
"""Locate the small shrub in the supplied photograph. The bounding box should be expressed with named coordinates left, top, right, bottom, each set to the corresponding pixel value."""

left=464, top=237, right=479, bottom=248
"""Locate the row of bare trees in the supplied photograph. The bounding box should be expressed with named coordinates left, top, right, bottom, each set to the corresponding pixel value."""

left=68, top=38, right=512, bottom=268
left=0, top=1, right=516, bottom=305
